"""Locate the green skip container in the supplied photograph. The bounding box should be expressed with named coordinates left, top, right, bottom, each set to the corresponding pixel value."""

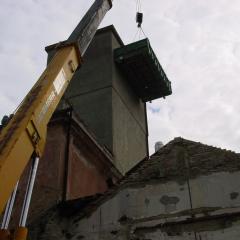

left=114, top=38, right=172, bottom=102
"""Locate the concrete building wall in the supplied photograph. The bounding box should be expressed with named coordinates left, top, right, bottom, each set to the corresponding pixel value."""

left=59, top=26, right=148, bottom=174
left=111, top=31, right=148, bottom=173
left=64, top=171, right=240, bottom=240
left=29, top=170, right=240, bottom=240
left=62, top=31, right=113, bottom=151
left=66, top=88, right=113, bottom=151
left=27, top=139, right=240, bottom=240
left=112, top=90, right=147, bottom=172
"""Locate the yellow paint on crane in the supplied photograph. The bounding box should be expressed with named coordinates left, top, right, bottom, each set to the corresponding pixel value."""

left=0, top=45, right=81, bottom=214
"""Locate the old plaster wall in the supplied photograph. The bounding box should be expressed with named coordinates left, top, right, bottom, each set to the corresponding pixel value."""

left=29, top=139, right=240, bottom=240
left=65, top=171, right=240, bottom=240
left=29, top=171, right=240, bottom=240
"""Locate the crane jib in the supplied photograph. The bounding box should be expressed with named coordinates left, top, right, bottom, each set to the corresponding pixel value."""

left=46, top=0, right=113, bottom=63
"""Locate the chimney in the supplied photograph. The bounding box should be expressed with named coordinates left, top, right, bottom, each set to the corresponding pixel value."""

left=155, top=141, right=164, bottom=152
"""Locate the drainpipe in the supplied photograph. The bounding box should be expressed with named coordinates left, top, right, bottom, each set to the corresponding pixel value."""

left=63, top=108, right=72, bottom=201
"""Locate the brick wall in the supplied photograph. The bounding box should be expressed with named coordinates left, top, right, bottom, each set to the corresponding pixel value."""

left=6, top=110, right=121, bottom=229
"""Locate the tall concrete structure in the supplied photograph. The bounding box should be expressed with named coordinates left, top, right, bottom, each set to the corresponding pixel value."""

left=59, top=25, right=149, bottom=174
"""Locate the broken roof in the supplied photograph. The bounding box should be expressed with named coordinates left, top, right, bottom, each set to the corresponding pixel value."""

left=56, top=137, right=240, bottom=220
left=122, top=137, right=240, bottom=185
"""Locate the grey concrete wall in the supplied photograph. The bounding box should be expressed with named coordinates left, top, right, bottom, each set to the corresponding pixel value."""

left=112, top=90, right=147, bottom=172
left=68, top=88, right=113, bottom=151
left=61, top=31, right=113, bottom=151
left=111, top=32, right=148, bottom=172
left=41, top=170, right=240, bottom=240
left=57, top=26, right=148, bottom=174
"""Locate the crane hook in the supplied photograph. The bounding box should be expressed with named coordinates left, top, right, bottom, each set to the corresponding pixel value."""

left=136, top=12, right=143, bottom=28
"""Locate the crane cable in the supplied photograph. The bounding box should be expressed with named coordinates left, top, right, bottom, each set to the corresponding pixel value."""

left=133, top=0, right=148, bottom=41
left=136, top=0, right=141, bottom=12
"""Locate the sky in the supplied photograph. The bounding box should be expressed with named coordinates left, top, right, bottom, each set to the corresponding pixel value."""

left=0, top=0, right=240, bottom=153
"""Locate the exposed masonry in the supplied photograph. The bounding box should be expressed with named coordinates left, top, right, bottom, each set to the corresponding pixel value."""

left=29, top=137, right=240, bottom=240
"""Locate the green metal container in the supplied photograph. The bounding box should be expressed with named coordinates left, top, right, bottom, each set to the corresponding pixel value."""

left=114, top=38, right=172, bottom=102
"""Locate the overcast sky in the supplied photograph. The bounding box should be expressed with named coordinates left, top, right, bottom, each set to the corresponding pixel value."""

left=0, top=0, right=240, bottom=153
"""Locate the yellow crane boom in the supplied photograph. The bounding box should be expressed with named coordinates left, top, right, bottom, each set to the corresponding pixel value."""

left=0, top=0, right=113, bottom=215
